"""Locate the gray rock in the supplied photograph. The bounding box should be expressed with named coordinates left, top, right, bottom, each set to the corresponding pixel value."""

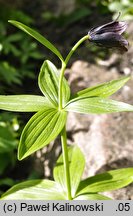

left=66, top=59, right=133, bottom=199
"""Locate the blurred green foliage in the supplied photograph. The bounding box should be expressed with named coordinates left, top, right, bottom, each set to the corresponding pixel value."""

left=95, top=0, right=133, bottom=20
left=77, top=0, right=133, bottom=20
left=42, top=8, right=91, bottom=27
left=108, top=0, right=133, bottom=20
left=0, top=112, right=19, bottom=195
left=0, top=0, right=133, bottom=194
left=0, top=4, right=43, bottom=93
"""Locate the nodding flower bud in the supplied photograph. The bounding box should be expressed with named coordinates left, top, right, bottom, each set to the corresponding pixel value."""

left=88, top=13, right=129, bottom=52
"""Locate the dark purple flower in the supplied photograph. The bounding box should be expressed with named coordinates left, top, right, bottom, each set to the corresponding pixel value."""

left=88, top=14, right=129, bottom=52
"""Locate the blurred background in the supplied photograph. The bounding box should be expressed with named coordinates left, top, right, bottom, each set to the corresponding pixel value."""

left=0, top=0, right=133, bottom=199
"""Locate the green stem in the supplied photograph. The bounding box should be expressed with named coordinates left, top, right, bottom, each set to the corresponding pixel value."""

left=65, top=34, right=89, bottom=65
left=61, top=126, right=72, bottom=200
left=59, top=34, right=89, bottom=200
left=59, top=34, right=89, bottom=110
left=59, top=61, right=66, bottom=110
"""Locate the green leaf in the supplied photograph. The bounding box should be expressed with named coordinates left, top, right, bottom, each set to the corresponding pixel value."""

left=8, top=20, right=64, bottom=61
left=54, top=145, right=85, bottom=198
left=0, top=95, right=52, bottom=112
left=1, top=180, right=65, bottom=200
left=76, top=76, right=130, bottom=98
left=18, top=107, right=67, bottom=160
left=65, top=97, right=133, bottom=114
left=77, top=168, right=133, bottom=195
left=74, top=194, right=111, bottom=200
left=39, top=60, right=70, bottom=107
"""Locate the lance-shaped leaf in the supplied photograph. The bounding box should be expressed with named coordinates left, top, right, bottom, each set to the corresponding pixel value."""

left=39, top=60, right=70, bottom=107
left=0, top=95, right=51, bottom=112
left=74, top=194, right=111, bottom=200
left=8, top=20, right=64, bottom=62
left=76, top=76, right=130, bottom=98
left=54, top=145, right=85, bottom=198
left=18, top=108, right=67, bottom=160
left=1, top=179, right=65, bottom=200
left=76, top=168, right=133, bottom=196
left=65, top=97, right=133, bottom=114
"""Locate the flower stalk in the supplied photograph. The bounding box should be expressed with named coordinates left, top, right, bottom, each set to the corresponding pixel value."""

left=59, top=34, right=89, bottom=110
left=65, top=34, right=90, bottom=65
left=59, top=61, right=66, bottom=110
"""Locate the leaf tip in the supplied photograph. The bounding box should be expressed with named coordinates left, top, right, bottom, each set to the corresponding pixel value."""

left=8, top=20, right=14, bottom=24
left=17, top=147, right=27, bottom=161
left=17, top=153, right=24, bottom=161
